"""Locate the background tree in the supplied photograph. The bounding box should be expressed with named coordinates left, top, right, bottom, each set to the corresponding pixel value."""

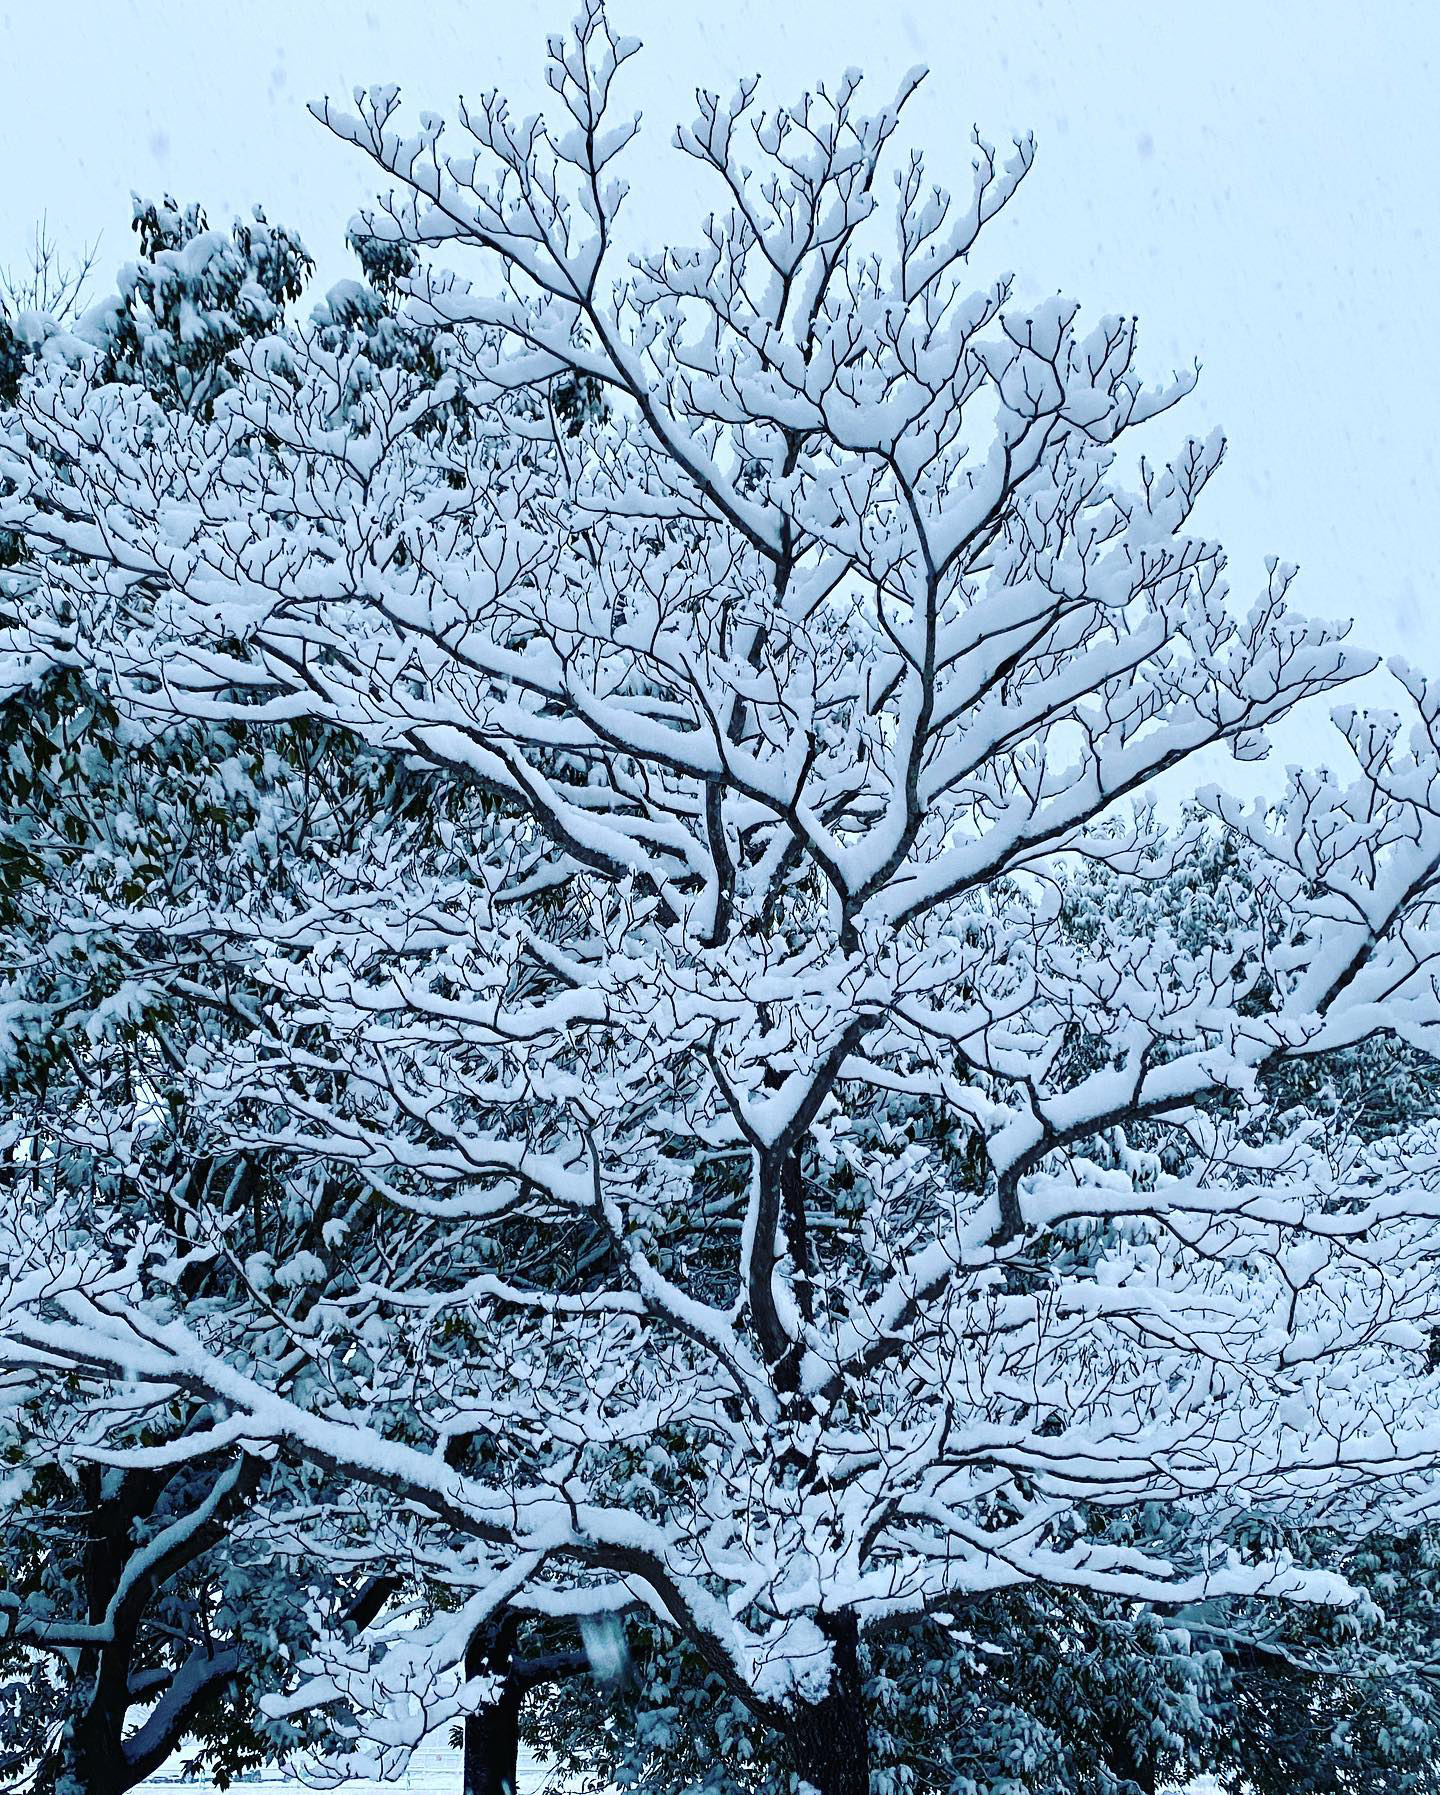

left=0, top=187, right=613, bottom=1795
left=0, top=192, right=487, bottom=1795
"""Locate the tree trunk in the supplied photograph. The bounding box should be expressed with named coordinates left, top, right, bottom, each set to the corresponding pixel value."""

left=463, top=1619, right=523, bottom=1795
left=43, top=1467, right=146, bottom=1795
left=49, top=1676, right=128, bottom=1795
left=784, top=1613, right=871, bottom=1795
left=463, top=1680, right=522, bottom=1795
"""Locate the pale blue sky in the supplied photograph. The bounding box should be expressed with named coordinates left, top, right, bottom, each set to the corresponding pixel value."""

left=2, top=0, right=1437, bottom=743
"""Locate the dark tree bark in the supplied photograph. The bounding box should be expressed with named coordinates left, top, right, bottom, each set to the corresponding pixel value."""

left=459, top=1615, right=591, bottom=1795
left=464, top=1615, right=523, bottom=1795
left=782, top=1612, right=871, bottom=1795
left=43, top=1466, right=155, bottom=1795
left=30, top=1460, right=254, bottom=1795
left=464, top=1674, right=523, bottom=1795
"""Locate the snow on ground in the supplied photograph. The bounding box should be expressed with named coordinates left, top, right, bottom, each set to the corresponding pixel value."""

left=136, top=1749, right=1222, bottom=1793
left=137, top=1741, right=546, bottom=1792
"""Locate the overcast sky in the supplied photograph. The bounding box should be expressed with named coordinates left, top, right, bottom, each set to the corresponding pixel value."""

left=2, top=0, right=1437, bottom=764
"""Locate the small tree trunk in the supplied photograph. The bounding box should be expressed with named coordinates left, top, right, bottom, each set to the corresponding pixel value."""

left=784, top=1613, right=870, bottom=1795
left=463, top=1679, right=522, bottom=1795
left=463, top=1618, right=523, bottom=1795
left=48, top=1671, right=128, bottom=1795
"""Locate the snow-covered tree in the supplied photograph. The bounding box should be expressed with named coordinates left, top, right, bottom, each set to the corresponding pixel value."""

left=6, top=10, right=1440, bottom=1793
left=0, top=183, right=621, bottom=1795
left=529, top=1580, right=1228, bottom=1795
left=0, top=205, right=449, bottom=1794
left=0, top=624, right=403, bottom=1792
left=76, top=194, right=311, bottom=415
